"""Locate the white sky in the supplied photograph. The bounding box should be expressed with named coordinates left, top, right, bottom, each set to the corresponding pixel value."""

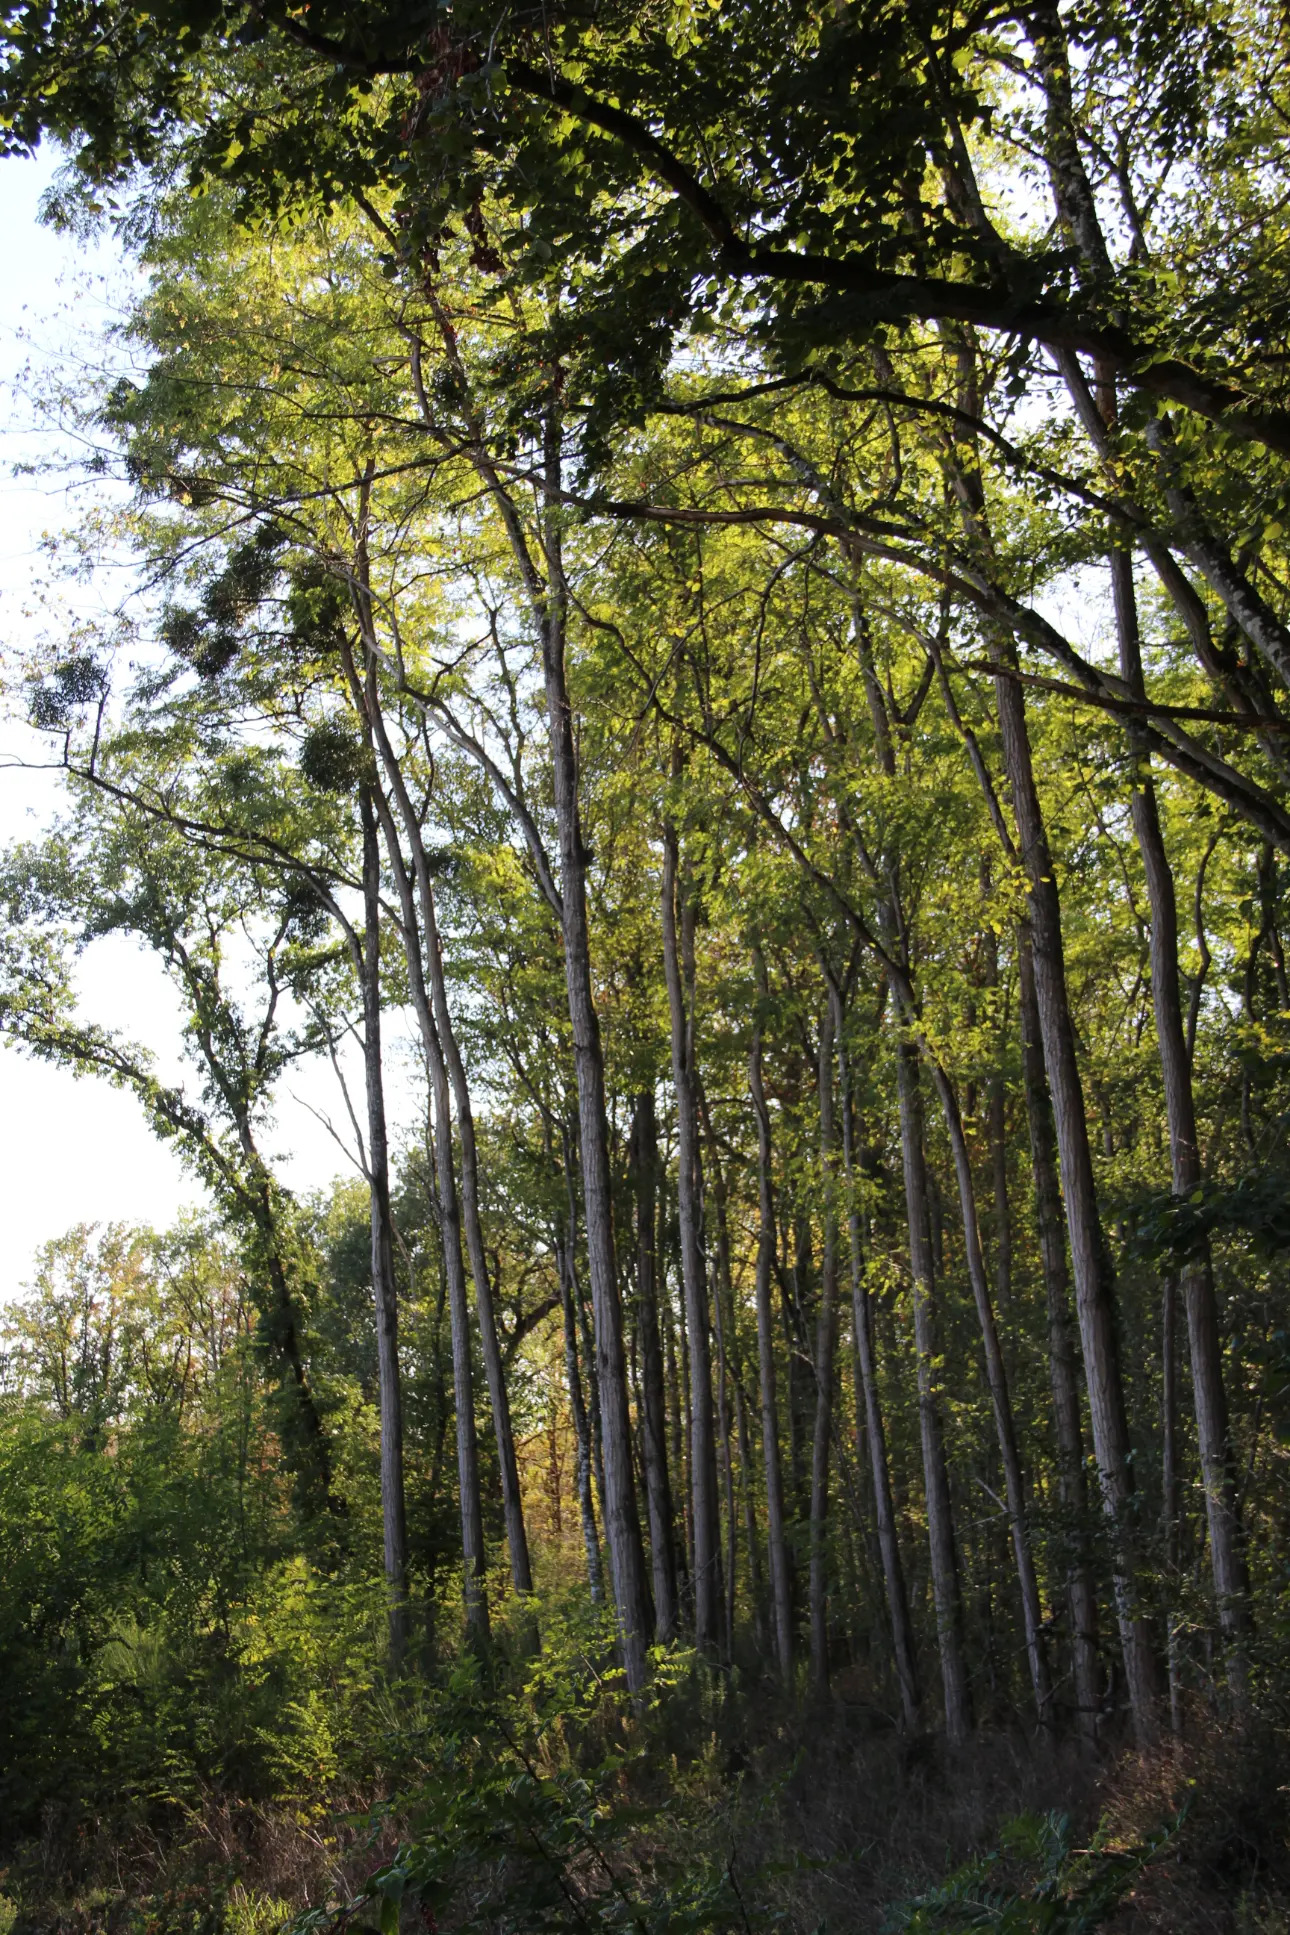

left=0, top=150, right=425, bottom=1297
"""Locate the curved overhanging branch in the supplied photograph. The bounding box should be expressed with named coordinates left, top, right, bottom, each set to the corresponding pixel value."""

left=502, top=62, right=1290, bottom=461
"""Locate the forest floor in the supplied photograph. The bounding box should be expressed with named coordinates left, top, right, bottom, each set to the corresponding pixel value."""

left=7, top=1695, right=1289, bottom=1935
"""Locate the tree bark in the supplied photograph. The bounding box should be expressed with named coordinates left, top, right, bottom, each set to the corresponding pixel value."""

left=833, top=986, right=920, bottom=1728
left=661, top=820, right=723, bottom=1652
left=359, top=787, right=410, bottom=1665
left=1108, top=541, right=1252, bottom=1687
left=557, top=1221, right=605, bottom=1604
left=896, top=1040, right=972, bottom=1742
left=631, top=1088, right=679, bottom=1641
left=922, top=1054, right=1052, bottom=1725
left=749, top=961, right=796, bottom=1686
left=1018, top=937, right=1101, bottom=1740
left=362, top=760, right=486, bottom=1645
left=360, top=662, right=534, bottom=1601
left=809, top=999, right=839, bottom=1693
left=993, top=642, right=1162, bottom=1740
left=541, top=427, right=651, bottom=1689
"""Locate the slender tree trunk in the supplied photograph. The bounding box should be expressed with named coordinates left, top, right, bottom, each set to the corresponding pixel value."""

left=1161, top=1270, right=1183, bottom=1735
left=923, top=1056, right=1052, bottom=1725
left=359, top=788, right=409, bottom=1664
left=702, top=1090, right=767, bottom=1651
left=749, top=966, right=795, bottom=1686
left=361, top=771, right=486, bottom=1644
left=418, top=893, right=532, bottom=1597
left=810, top=1000, right=839, bottom=1694
left=834, top=989, right=920, bottom=1728
left=991, top=636, right=1162, bottom=1741
left=661, top=820, right=722, bottom=1652
left=733, top=1358, right=766, bottom=1653
left=539, top=436, right=651, bottom=1689
left=430, top=1038, right=489, bottom=1647
left=982, top=918, right=1013, bottom=1308
left=1108, top=543, right=1252, bottom=1689
left=660, top=1206, right=689, bottom=1610
left=1018, top=936, right=1101, bottom=1740
left=699, top=1091, right=745, bottom=1659
left=632, top=1089, right=679, bottom=1641
left=711, top=1232, right=739, bottom=1663
left=361, top=664, right=534, bottom=1600
left=557, top=1223, right=605, bottom=1604
left=896, top=1040, right=972, bottom=1741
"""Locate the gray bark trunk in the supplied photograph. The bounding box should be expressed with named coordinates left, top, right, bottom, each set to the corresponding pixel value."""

left=833, top=988, right=920, bottom=1727
left=749, top=964, right=796, bottom=1686
left=809, top=1001, right=839, bottom=1693
left=993, top=640, right=1161, bottom=1740
left=1018, top=937, right=1101, bottom=1740
left=661, top=821, right=722, bottom=1651
left=631, top=1089, right=679, bottom=1641
left=896, top=1040, right=972, bottom=1741
left=359, top=788, right=410, bottom=1664
left=1108, top=543, right=1252, bottom=1688
left=362, top=772, right=486, bottom=1646
left=541, top=430, right=651, bottom=1689
left=362, top=670, right=534, bottom=1600
left=923, top=1056, right=1053, bottom=1725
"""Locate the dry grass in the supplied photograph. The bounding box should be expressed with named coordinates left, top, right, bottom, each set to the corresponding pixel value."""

left=10, top=1697, right=1289, bottom=1933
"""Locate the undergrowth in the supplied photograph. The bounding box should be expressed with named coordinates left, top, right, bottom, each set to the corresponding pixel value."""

left=3, top=1604, right=1287, bottom=1935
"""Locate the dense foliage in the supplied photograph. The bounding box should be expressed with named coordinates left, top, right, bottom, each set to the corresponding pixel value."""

left=4, top=0, right=1290, bottom=1922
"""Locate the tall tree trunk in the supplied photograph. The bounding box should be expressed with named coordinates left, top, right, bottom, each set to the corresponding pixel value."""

left=430, top=1032, right=489, bottom=1647
left=661, top=819, right=722, bottom=1652
left=991, top=636, right=1162, bottom=1741
left=749, top=963, right=795, bottom=1686
left=922, top=1056, right=1052, bottom=1725
left=1161, top=1270, right=1183, bottom=1735
left=632, top=1089, right=679, bottom=1641
left=359, top=788, right=410, bottom=1664
left=703, top=1094, right=767, bottom=1653
left=982, top=915, right=1013, bottom=1308
left=896, top=1040, right=973, bottom=1742
left=540, top=427, right=652, bottom=1690
left=833, top=987, right=920, bottom=1728
left=1018, top=936, right=1101, bottom=1740
left=660, top=1201, right=689, bottom=1609
left=700, top=1093, right=744, bottom=1659
left=361, top=760, right=486, bottom=1644
left=711, top=1227, right=740, bottom=1663
left=360, top=661, right=534, bottom=1600
left=416, top=316, right=647, bottom=1679
left=1108, top=541, right=1252, bottom=1689
left=809, top=1000, right=839, bottom=1694
left=558, top=1222, right=605, bottom=1604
